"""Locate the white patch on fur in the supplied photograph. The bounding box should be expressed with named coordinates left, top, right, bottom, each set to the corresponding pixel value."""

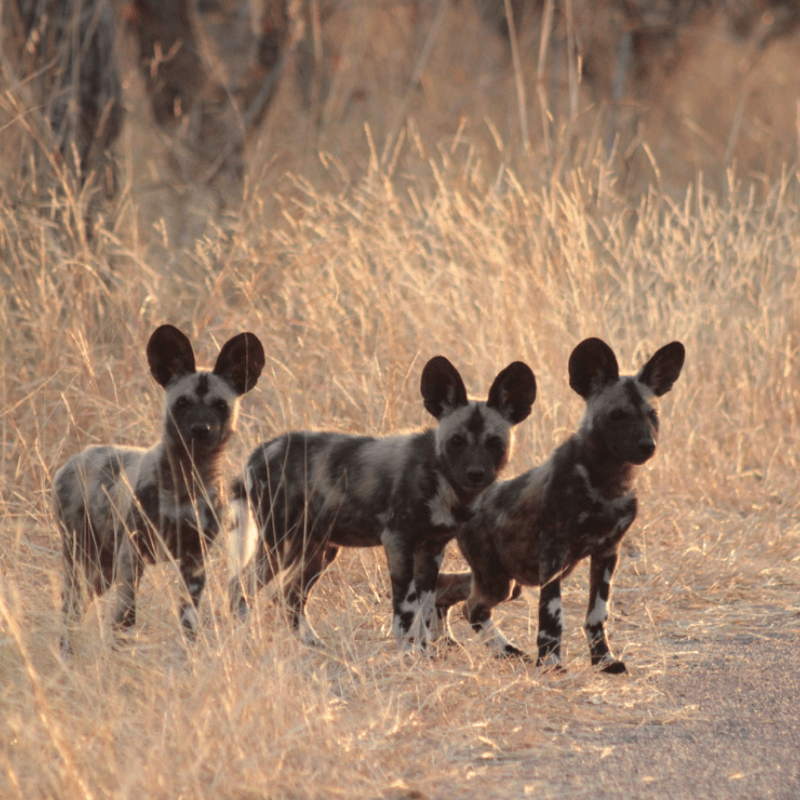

left=613, top=493, right=637, bottom=529
left=405, top=589, right=436, bottom=645
left=391, top=579, right=419, bottom=642
left=228, top=489, right=258, bottom=577
left=574, top=463, right=604, bottom=504
left=547, top=597, right=565, bottom=629
left=180, top=604, right=198, bottom=632
left=428, top=475, right=458, bottom=527
left=585, top=595, right=608, bottom=628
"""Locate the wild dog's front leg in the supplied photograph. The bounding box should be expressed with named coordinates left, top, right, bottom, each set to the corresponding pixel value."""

left=60, top=553, right=91, bottom=656
left=112, top=536, right=144, bottom=638
left=457, top=526, right=524, bottom=658
left=409, top=540, right=448, bottom=647
left=179, top=552, right=206, bottom=640
left=584, top=550, right=626, bottom=673
left=537, top=552, right=566, bottom=670
left=432, top=571, right=472, bottom=645
left=465, top=578, right=526, bottom=659
left=381, top=529, right=419, bottom=649
left=583, top=495, right=636, bottom=672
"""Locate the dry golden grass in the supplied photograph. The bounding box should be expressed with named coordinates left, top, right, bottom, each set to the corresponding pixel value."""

left=2, top=4, right=800, bottom=799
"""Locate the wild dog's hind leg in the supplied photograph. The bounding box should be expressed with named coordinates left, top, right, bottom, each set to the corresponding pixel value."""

left=464, top=551, right=527, bottom=659
left=406, top=540, right=449, bottom=649
left=537, top=553, right=566, bottom=670
left=584, top=551, right=626, bottom=673
left=282, top=542, right=339, bottom=647
left=229, top=522, right=284, bottom=622
left=381, top=529, right=419, bottom=650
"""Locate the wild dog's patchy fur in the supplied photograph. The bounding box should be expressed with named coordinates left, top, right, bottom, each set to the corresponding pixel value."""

left=54, top=325, right=265, bottom=653
left=436, top=338, right=685, bottom=672
left=229, top=356, right=536, bottom=650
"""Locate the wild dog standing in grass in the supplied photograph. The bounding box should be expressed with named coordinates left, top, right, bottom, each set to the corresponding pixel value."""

left=229, top=356, right=537, bottom=651
left=436, top=338, right=685, bottom=672
left=54, top=325, right=265, bottom=654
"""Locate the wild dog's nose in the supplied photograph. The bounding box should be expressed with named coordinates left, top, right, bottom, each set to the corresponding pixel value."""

left=466, top=467, right=486, bottom=485
left=191, top=422, right=213, bottom=440
left=638, top=440, right=656, bottom=460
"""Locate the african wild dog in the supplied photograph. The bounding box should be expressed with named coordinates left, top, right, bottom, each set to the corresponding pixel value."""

left=229, top=356, right=537, bottom=650
left=54, top=324, right=265, bottom=653
left=435, top=338, right=685, bottom=672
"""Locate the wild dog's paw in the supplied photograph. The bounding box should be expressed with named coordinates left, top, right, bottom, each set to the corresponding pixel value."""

left=435, top=635, right=462, bottom=652
left=59, top=635, right=74, bottom=660
left=596, top=657, right=627, bottom=674
left=536, top=652, right=566, bottom=673
left=297, top=615, right=325, bottom=649
left=497, top=643, right=535, bottom=663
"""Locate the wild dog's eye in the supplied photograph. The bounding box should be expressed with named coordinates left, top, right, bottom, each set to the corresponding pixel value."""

left=648, top=409, right=659, bottom=424
left=486, top=435, right=504, bottom=451
left=449, top=434, right=467, bottom=449
left=609, top=409, right=627, bottom=422
left=213, top=398, right=228, bottom=413
left=175, top=397, right=190, bottom=409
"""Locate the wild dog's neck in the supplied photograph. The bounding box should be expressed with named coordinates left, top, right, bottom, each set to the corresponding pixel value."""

left=157, top=441, right=224, bottom=502
left=573, top=431, right=636, bottom=497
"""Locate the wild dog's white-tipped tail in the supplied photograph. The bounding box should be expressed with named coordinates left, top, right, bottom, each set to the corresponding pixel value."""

left=227, top=477, right=258, bottom=577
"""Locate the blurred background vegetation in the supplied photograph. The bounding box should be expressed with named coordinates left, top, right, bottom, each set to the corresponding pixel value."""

left=3, top=0, right=800, bottom=241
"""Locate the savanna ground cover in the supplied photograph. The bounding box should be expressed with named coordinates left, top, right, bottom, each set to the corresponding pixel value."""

left=1, top=3, right=800, bottom=798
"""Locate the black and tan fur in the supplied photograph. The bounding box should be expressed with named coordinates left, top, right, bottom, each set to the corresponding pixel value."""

left=229, top=356, right=537, bottom=650
left=54, top=324, right=265, bottom=653
left=436, top=338, right=685, bottom=672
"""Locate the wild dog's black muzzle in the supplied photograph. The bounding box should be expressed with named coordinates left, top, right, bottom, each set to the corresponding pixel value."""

left=627, top=438, right=656, bottom=464
left=191, top=421, right=217, bottom=442
left=466, top=466, right=487, bottom=486
left=638, top=440, right=656, bottom=460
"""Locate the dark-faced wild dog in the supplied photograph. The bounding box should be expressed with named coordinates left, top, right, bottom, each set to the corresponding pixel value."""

left=436, top=338, right=685, bottom=672
left=54, top=325, right=265, bottom=653
left=229, top=356, right=537, bottom=651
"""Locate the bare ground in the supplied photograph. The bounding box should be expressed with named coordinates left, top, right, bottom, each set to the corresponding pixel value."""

left=433, top=613, right=800, bottom=800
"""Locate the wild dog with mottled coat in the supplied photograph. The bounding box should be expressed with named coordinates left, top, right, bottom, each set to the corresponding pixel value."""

left=436, top=338, right=685, bottom=672
left=54, top=324, right=265, bottom=653
left=229, top=356, right=537, bottom=650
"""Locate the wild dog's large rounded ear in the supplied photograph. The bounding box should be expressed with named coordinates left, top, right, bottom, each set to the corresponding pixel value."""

left=420, top=356, right=469, bottom=419
left=568, top=338, right=619, bottom=399
left=487, top=361, right=537, bottom=424
left=637, top=341, right=685, bottom=397
left=214, top=332, right=266, bottom=395
left=147, top=325, right=196, bottom=387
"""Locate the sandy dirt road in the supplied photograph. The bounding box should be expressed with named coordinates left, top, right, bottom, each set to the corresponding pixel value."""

left=447, top=623, right=800, bottom=800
